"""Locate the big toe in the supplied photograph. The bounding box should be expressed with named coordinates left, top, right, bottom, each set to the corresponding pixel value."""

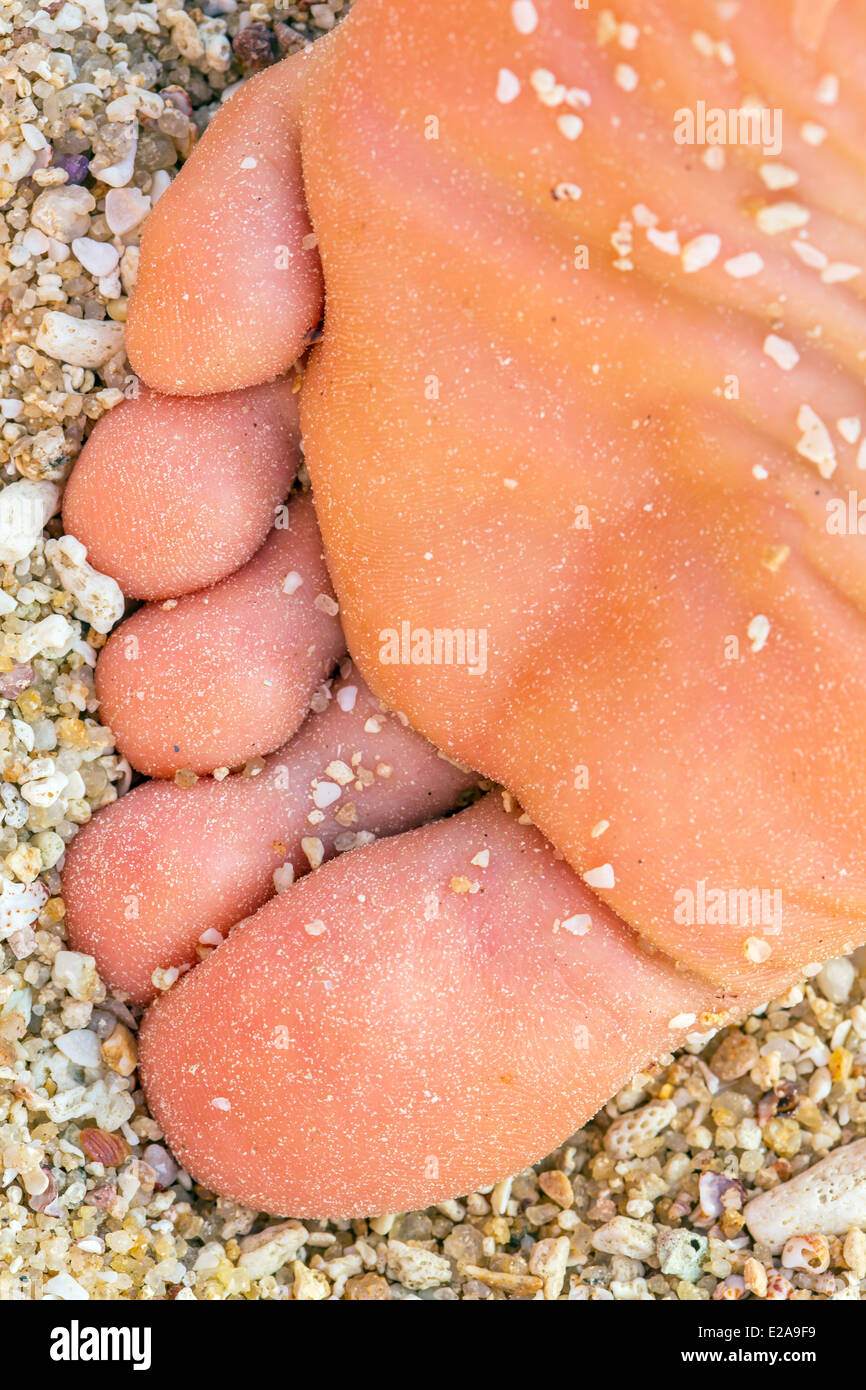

left=138, top=794, right=719, bottom=1216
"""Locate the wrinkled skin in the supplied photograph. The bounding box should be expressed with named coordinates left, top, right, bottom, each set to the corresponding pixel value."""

left=300, top=0, right=866, bottom=996
left=62, top=0, right=866, bottom=1214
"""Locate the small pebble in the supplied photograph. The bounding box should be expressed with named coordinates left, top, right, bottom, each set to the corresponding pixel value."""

left=710, top=1030, right=759, bottom=1081
left=744, top=1139, right=866, bottom=1250
left=816, top=955, right=856, bottom=1004
left=104, top=187, right=151, bottom=236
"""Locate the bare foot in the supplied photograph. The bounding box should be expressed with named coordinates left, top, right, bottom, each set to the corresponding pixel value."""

left=64, top=0, right=866, bottom=1214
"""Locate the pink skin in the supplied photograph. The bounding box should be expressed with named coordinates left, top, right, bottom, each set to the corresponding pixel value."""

left=125, top=55, right=322, bottom=396
left=59, top=0, right=866, bottom=1216
left=62, top=381, right=302, bottom=601
left=94, top=493, right=344, bottom=777
left=139, top=793, right=720, bottom=1217
left=64, top=669, right=476, bottom=1004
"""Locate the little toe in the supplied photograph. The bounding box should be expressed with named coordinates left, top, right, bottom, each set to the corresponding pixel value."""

left=95, top=493, right=343, bottom=776
left=62, top=379, right=301, bottom=601
left=126, top=54, right=323, bottom=395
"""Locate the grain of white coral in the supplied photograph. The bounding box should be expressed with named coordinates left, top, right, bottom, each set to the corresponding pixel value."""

left=583, top=863, right=615, bottom=889
left=0, top=480, right=60, bottom=564
left=511, top=1, right=538, bottom=35
left=592, top=1216, right=656, bottom=1259
left=796, top=404, right=836, bottom=478
left=763, top=334, right=799, bottom=371
left=604, top=1098, right=677, bottom=1160
left=560, top=913, right=592, bottom=935
left=744, top=1140, right=866, bottom=1251
left=759, top=163, right=799, bottom=190
left=557, top=113, right=583, bottom=140
left=681, top=234, right=721, bottom=273
left=496, top=68, right=520, bottom=104
left=747, top=615, right=771, bottom=652
left=14, top=614, right=74, bottom=662
left=756, top=201, right=809, bottom=235
left=647, top=228, right=680, bottom=256
left=723, top=252, right=764, bottom=279
left=45, top=535, right=124, bottom=634
left=386, top=1240, right=452, bottom=1289
left=0, top=880, right=48, bottom=942
left=238, top=1221, right=307, bottom=1278
left=30, top=186, right=95, bottom=241
left=35, top=312, right=124, bottom=369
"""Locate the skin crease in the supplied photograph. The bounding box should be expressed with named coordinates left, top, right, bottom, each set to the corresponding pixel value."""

left=61, top=0, right=866, bottom=1213
left=62, top=380, right=302, bottom=601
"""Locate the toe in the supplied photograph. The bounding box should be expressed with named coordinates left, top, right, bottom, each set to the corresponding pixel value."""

left=138, top=794, right=719, bottom=1216
left=126, top=54, right=323, bottom=395
left=95, top=493, right=343, bottom=776
left=62, top=380, right=301, bottom=601
left=63, top=668, right=477, bottom=1003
